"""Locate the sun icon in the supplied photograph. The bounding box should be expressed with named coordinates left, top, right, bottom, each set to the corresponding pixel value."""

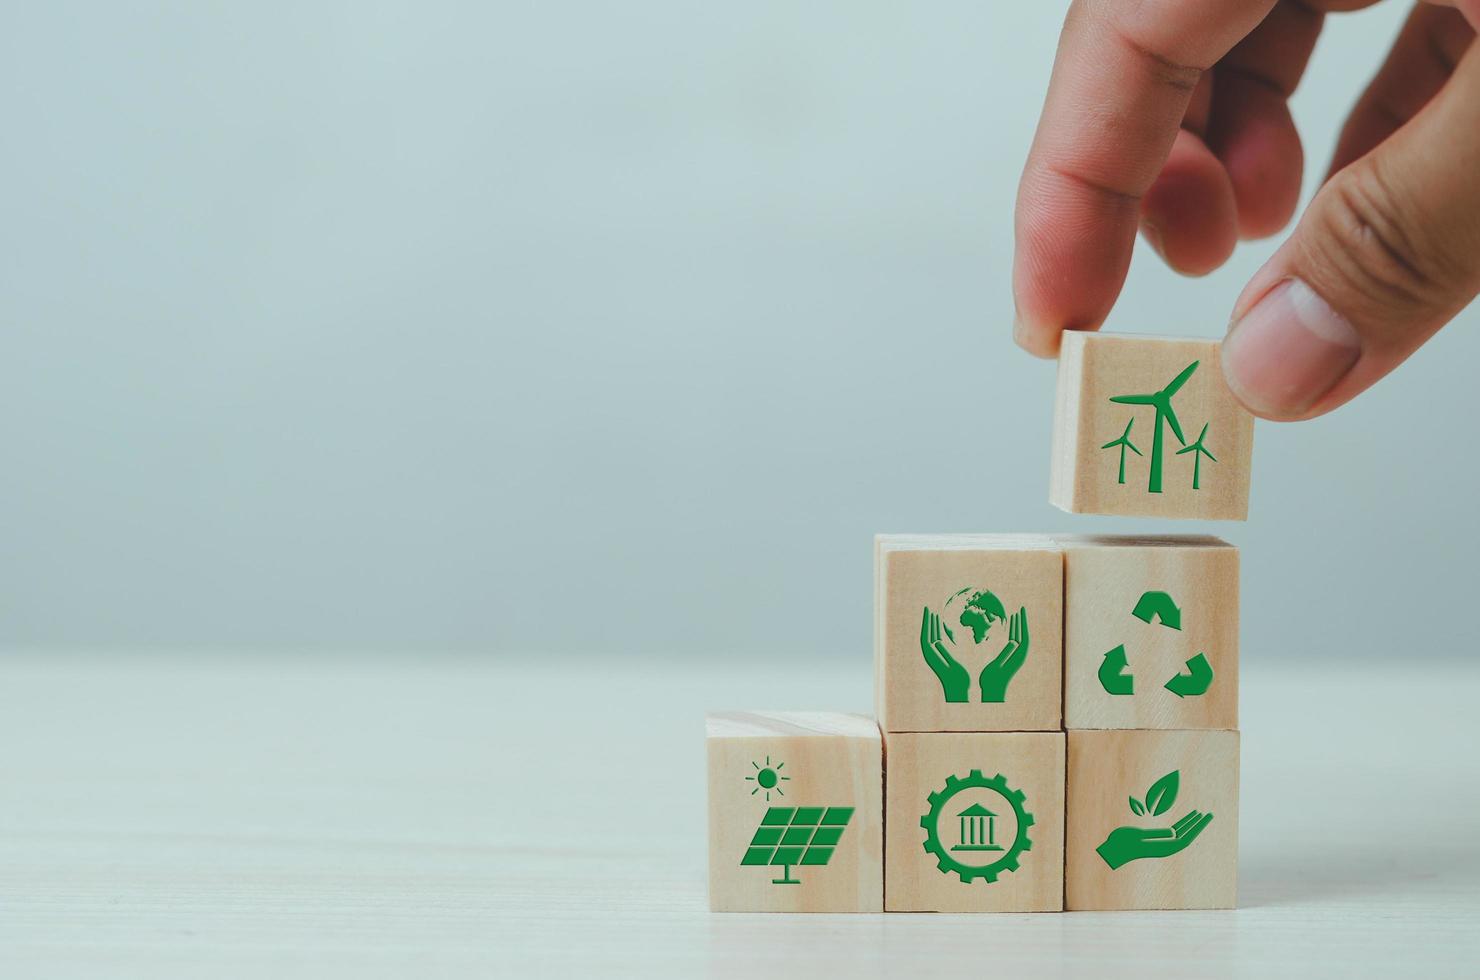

left=746, top=756, right=791, bottom=801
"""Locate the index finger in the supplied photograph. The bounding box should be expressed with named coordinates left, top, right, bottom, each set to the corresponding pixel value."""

left=1013, top=0, right=1275, bottom=356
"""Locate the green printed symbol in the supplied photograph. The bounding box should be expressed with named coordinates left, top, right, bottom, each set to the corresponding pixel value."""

left=1105, top=361, right=1214, bottom=493
left=952, top=803, right=1003, bottom=851
left=741, top=806, right=853, bottom=885
left=919, top=589, right=1030, bottom=703
left=1096, top=770, right=1214, bottom=870
left=1100, top=418, right=1143, bottom=485
left=1165, top=652, right=1214, bottom=698
left=1132, top=590, right=1181, bottom=629
left=745, top=755, right=789, bottom=801
left=1098, top=590, right=1214, bottom=698
left=1098, top=645, right=1133, bottom=695
left=1176, top=422, right=1217, bottom=490
left=921, top=770, right=1033, bottom=883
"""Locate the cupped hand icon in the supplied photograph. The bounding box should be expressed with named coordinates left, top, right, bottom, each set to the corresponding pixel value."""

left=920, top=607, right=970, bottom=702
left=1095, top=810, right=1214, bottom=870
left=978, top=607, right=1028, bottom=703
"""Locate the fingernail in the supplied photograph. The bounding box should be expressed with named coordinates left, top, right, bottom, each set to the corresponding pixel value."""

left=1013, top=312, right=1051, bottom=357
left=1012, top=313, right=1030, bottom=349
left=1223, top=278, right=1360, bottom=418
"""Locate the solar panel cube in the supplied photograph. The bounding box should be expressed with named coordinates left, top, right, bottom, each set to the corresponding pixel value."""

left=875, top=534, right=1063, bottom=732
left=1058, top=535, right=1239, bottom=730
left=707, top=711, right=883, bottom=912
left=884, top=731, right=1065, bottom=912
left=1051, top=333, right=1254, bottom=521
left=1066, top=729, right=1239, bottom=910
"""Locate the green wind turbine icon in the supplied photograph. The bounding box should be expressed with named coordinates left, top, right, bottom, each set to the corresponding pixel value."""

left=1107, top=360, right=1199, bottom=494
left=1100, top=418, right=1143, bottom=485
left=1175, top=422, right=1217, bottom=490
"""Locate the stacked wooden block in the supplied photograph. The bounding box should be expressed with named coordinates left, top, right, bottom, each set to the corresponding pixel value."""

left=708, top=334, right=1252, bottom=913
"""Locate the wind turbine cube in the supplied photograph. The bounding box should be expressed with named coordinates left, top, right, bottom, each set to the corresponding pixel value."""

left=1050, top=333, right=1255, bottom=520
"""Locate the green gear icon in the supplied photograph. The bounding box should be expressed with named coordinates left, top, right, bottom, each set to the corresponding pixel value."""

left=920, top=769, right=1034, bottom=884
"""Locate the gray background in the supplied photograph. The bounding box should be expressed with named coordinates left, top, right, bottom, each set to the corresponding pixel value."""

left=1, top=1, right=1472, bottom=661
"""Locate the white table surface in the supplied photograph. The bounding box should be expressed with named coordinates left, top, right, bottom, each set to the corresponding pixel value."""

left=2, top=651, right=1477, bottom=978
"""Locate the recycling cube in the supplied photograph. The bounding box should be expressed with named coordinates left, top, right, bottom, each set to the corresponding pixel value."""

left=706, top=711, right=882, bottom=912
left=1050, top=332, right=1255, bottom=521
left=1066, top=729, right=1239, bottom=910
left=875, top=534, right=1063, bottom=732
left=1059, top=535, right=1238, bottom=730
left=884, top=732, right=1065, bottom=912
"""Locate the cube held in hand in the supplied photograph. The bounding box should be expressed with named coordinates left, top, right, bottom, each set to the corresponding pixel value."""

left=1051, top=333, right=1254, bottom=521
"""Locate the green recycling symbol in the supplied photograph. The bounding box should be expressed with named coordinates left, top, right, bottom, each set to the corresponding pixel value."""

left=1097, top=591, right=1214, bottom=698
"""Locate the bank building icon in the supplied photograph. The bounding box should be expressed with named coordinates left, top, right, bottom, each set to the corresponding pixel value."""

left=953, top=803, right=1003, bottom=852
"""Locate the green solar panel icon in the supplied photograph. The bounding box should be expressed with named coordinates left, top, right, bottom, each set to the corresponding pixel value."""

left=740, top=806, right=854, bottom=885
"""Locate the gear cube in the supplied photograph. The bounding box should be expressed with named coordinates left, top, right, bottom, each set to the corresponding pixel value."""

left=1050, top=332, right=1255, bottom=521
left=1058, top=534, right=1238, bottom=730
left=884, top=732, right=1065, bottom=912
left=875, top=534, right=1063, bottom=732
left=1066, top=729, right=1239, bottom=910
left=706, top=711, right=882, bottom=912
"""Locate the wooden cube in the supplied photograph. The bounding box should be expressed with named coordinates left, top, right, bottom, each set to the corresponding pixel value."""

left=1051, top=332, right=1254, bottom=521
left=706, top=711, right=882, bottom=912
left=1066, top=729, right=1238, bottom=910
left=1059, top=535, right=1238, bottom=731
left=884, top=732, right=1065, bottom=912
left=875, top=535, right=1062, bottom=732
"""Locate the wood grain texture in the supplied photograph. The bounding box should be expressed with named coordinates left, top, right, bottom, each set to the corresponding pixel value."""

left=707, top=711, right=882, bottom=912
left=885, top=732, right=1065, bottom=912
left=1059, top=535, right=1238, bottom=730
left=1066, top=729, right=1239, bottom=910
left=1050, top=333, right=1254, bottom=521
left=875, top=534, right=1062, bottom=732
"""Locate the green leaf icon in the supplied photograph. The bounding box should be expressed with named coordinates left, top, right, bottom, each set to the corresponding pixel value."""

left=1145, top=770, right=1180, bottom=817
left=1129, top=797, right=1146, bottom=817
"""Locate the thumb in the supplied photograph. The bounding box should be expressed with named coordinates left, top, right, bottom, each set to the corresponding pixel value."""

left=1220, top=42, right=1480, bottom=421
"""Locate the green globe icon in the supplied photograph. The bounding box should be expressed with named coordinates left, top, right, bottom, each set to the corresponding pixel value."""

left=941, top=587, right=1007, bottom=646
left=920, top=587, right=1028, bottom=703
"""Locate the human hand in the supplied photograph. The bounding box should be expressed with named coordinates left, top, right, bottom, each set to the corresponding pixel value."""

left=919, top=607, right=971, bottom=702
left=1095, top=810, right=1215, bottom=870
left=979, top=606, right=1029, bottom=703
left=1014, top=1, right=1480, bottom=421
